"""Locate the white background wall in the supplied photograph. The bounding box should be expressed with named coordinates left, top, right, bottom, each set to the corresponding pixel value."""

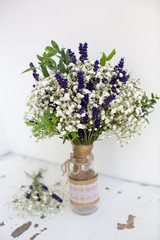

left=0, top=117, right=10, bottom=156
left=0, top=0, right=160, bottom=185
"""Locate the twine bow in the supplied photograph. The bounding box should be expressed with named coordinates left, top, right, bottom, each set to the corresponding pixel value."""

left=61, top=159, right=91, bottom=184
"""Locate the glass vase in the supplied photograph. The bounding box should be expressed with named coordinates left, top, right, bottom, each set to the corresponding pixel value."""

left=68, top=144, right=99, bottom=215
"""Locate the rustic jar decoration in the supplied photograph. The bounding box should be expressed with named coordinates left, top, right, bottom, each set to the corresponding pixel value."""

left=62, top=144, right=99, bottom=215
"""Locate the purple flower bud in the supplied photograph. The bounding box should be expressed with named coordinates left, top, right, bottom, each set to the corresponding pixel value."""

left=77, top=72, right=85, bottom=92
left=95, top=119, right=101, bottom=129
left=40, top=183, right=48, bottom=191
left=81, top=94, right=89, bottom=109
left=78, top=129, right=84, bottom=141
left=86, top=80, right=94, bottom=92
left=80, top=114, right=89, bottom=125
left=51, top=193, right=63, bottom=203
left=26, top=193, right=31, bottom=199
left=79, top=42, right=88, bottom=63
left=55, top=73, right=68, bottom=91
left=93, top=60, right=99, bottom=72
left=68, top=49, right=77, bottom=64
left=102, top=94, right=116, bottom=108
left=78, top=107, right=84, bottom=115
left=29, top=62, right=34, bottom=68
left=92, top=107, right=100, bottom=119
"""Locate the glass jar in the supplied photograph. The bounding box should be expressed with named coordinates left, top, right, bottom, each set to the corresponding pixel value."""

left=68, top=144, right=99, bottom=215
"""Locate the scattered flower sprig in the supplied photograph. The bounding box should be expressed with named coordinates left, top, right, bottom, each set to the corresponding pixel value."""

left=12, top=169, right=65, bottom=216
left=24, top=41, right=159, bottom=146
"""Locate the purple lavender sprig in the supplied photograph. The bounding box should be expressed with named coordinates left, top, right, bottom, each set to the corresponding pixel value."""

left=51, top=193, right=63, bottom=203
left=81, top=94, right=89, bottom=110
left=68, top=49, right=77, bottom=64
left=93, top=60, right=99, bottom=72
left=29, top=62, right=39, bottom=81
left=92, top=107, right=100, bottom=119
left=79, top=42, right=88, bottom=63
left=77, top=71, right=85, bottom=92
left=80, top=114, right=89, bottom=125
left=102, top=94, right=116, bottom=109
left=55, top=73, right=68, bottom=91
left=109, top=58, right=130, bottom=95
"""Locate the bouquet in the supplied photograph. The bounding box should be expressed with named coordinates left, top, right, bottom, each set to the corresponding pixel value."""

left=24, top=41, right=158, bottom=146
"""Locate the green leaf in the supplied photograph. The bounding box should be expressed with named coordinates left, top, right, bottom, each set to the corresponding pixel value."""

left=49, top=66, right=58, bottom=71
left=65, top=49, right=70, bottom=65
left=145, top=118, right=149, bottom=124
left=41, top=118, right=50, bottom=126
left=56, top=55, right=64, bottom=60
left=61, top=48, right=65, bottom=59
left=51, top=40, right=60, bottom=52
left=63, top=131, right=69, bottom=137
left=34, top=134, right=39, bottom=137
left=33, top=125, right=43, bottom=133
left=37, top=55, right=44, bottom=61
left=100, top=52, right=107, bottom=66
left=70, top=132, right=79, bottom=139
left=59, top=59, right=66, bottom=73
left=44, top=108, right=50, bottom=117
left=106, top=48, right=116, bottom=61
left=22, top=67, right=36, bottom=74
left=151, top=93, right=154, bottom=99
left=43, top=52, right=48, bottom=59
left=40, top=65, right=49, bottom=77
left=25, top=121, right=36, bottom=126
left=45, top=46, right=53, bottom=52
left=49, top=49, right=57, bottom=57
left=48, top=57, right=56, bottom=65
left=48, top=65, right=55, bottom=70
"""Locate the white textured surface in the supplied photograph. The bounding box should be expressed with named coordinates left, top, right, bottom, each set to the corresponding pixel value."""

left=0, top=154, right=160, bottom=240
left=0, top=0, right=160, bottom=185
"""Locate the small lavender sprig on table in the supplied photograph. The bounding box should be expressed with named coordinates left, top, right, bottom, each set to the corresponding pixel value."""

left=12, top=169, right=65, bottom=217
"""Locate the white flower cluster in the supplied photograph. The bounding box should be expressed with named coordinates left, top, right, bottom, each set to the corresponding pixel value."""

left=25, top=59, right=146, bottom=146
left=12, top=181, right=66, bottom=217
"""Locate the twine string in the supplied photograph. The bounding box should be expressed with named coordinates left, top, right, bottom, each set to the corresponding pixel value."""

left=61, top=159, right=92, bottom=183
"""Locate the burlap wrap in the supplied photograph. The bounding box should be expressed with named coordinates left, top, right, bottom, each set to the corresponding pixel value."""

left=61, top=144, right=99, bottom=207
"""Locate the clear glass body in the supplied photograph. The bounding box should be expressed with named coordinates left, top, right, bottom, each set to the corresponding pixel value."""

left=69, top=147, right=99, bottom=215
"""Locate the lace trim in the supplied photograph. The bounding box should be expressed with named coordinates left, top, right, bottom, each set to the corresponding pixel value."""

left=69, top=179, right=99, bottom=204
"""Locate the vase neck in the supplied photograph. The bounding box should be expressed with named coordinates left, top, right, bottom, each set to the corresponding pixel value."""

left=72, top=144, right=93, bottom=160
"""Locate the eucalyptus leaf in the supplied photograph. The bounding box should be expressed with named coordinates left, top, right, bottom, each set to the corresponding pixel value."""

left=61, top=48, right=66, bottom=59
left=37, top=55, right=44, bottom=61
left=106, top=48, right=116, bottom=61
left=65, top=49, right=70, bottom=65
left=34, top=134, right=39, bottom=137
left=25, top=121, right=36, bottom=126
left=43, top=52, right=48, bottom=59
left=22, top=67, right=36, bottom=74
left=70, top=132, right=79, bottom=139
left=48, top=65, right=56, bottom=70
left=50, top=66, right=59, bottom=71
left=41, top=118, right=50, bottom=126
left=100, top=52, right=107, bottom=66
left=40, top=65, right=49, bottom=77
left=33, top=125, right=43, bottom=133
left=48, top=58, right=56, bottom=65
left=51, top=40, right=60, bottom=52
left=45, top=46, right=53, bottom=52
left=59, top=59, right=66, bottom=73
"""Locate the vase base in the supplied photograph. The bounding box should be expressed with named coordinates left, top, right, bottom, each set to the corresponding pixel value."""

left=71, top=204, right=99, bottom=215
